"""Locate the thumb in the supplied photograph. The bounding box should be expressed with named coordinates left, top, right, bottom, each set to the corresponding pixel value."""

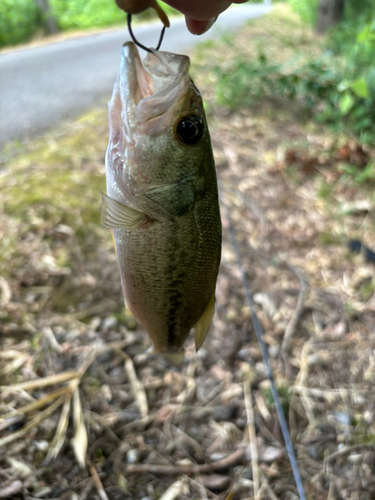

left=185, top=16, right=217, bottom=35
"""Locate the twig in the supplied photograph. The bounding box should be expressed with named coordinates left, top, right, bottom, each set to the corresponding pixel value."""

left=127, top=447, right=246, bottom=475
left=170, top=425, right=203, bottom=455
left=159, top=478, right=187, bottom=500
left=0, top=395, right=67, bottom=448
left=71, top=384, right=88, bottom=467
left=77, top=348, right=97, bottom=377
left=73, top=300, right=116, bottom=320
left=326, top=444, right=374, bottom=463
left=0, top=414, right=24, bottom=432
left=79, top=482, right=93, bottom=500
left=254, top=390, right=271, bottom=422
left=325, top=444, right=375, bottom=477
left=47, top=396, right=71, bottom=462
left=62, top=336, right=138, bottom=356
left=0, top=276, right=12, bottom=308
left=90, top=466, right=109, bottom=500
left=0, top=341, right=29, bottom=352
left=0, top=350, right=27, bottom=359
left=112, top=415, right=156, bottom=435
left=0, top=350, right=93, bottom=464
left=281, top=264, right=307, bottom=360
left=186, top=476, right=210, bottom=500
left=116, top=349, right=148, bottom=419
left=0, top=353, right=29, bottom=376
left=292, top=386, right=366, bottom=398
left=292, top=341, right=316, bottom=425
left=0, top=480, right=26, bottom=499
left=0, top=371, right=78, bottom=393
left=259, top=471, right=279, bottom=500
left=42, top=326, right=64, bottom=354
left=0, top=386, right=71, bottom=421
left=244, top=381, right=259, bottom=498
left=176, top=359, right=197, bottom=407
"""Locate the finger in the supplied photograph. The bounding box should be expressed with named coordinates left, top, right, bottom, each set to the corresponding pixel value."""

left=163, top=0, right=231, bottom=21
left=185, top=16, right=217, bottom=35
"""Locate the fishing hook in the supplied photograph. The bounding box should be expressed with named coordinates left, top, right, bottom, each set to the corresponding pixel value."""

left=127, top=13, right=166, bottom=53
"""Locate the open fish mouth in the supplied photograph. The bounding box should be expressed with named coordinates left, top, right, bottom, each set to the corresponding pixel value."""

left=122, top=42, right=154, bottom=105
left=120, top=42, right=191, bottom=132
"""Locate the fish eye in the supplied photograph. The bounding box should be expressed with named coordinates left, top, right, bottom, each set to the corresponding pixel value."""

left=175, top=114, right=204, bottom=146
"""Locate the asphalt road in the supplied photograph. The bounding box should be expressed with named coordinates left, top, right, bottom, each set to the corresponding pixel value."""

left=0, top=4, right=271, bottom=150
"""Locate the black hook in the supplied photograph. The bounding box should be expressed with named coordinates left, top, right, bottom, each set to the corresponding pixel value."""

left=127, top=13, right=166, bottom=53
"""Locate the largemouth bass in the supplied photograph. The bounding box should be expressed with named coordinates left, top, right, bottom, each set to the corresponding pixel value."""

left=102, top=42, right=221, bottom=353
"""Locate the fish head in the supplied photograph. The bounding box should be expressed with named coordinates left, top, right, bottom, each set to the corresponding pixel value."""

left=107, top=42, right=214, bottom=205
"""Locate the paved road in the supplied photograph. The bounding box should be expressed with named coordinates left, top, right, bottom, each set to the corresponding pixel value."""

left=0, top=4, right=271, bottom=150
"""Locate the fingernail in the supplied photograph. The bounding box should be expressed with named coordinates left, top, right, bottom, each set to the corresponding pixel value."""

left=202, top=16, right=217, bottom=34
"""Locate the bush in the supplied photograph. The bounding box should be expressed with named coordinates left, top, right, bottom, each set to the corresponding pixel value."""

left=289, top=0, right=374, bottom=29
left=0, top=0, right=43, bottom=48
left=214, top=49, right=375, bottom=143
left=288, top=0, right=318, bottom=25
left=211, top=1, right=375, bottom=143
left=0, top=0, right=179, bottom=48
left=50, top=0, right=124, bottom=30
left=49, top=0, right=178, bottom=31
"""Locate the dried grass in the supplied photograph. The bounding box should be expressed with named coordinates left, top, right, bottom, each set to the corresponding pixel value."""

left=1, top=5, right=375, bottom=499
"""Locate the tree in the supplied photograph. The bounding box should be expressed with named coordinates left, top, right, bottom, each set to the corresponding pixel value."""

left=34, top=0, right=58, bottom=34
left=316, top=0, right=345, bottom=33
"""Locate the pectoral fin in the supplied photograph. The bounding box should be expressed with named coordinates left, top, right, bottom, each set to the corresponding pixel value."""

left=194, top=292, right=216, bottom=352
left=101, top=193, right=148, bottom=229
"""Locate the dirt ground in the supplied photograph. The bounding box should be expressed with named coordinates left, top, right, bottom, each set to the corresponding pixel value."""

left=1, top=6, right=375, bottom=500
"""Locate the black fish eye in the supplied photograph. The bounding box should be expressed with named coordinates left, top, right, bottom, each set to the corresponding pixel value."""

left=175, top=114, right=204, bottom=146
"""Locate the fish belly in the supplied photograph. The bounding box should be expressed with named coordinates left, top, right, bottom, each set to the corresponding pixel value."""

left=112, top=192, right=221, bottom=352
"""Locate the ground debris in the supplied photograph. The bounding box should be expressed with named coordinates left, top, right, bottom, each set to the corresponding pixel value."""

left=1, top=6, right=375, bottom=500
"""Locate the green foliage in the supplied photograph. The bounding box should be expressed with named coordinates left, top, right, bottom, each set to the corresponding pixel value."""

left=50, top=0, right=123, bottom=30
left=289, top=0, right=375, bottom=77
left=289, top=0, right=375, bottom=28
left=264, top=385, right=291, bottom=415
left=49, top=0, right=178, bottom=30
left=0, top=0, right=179, bottom=47
left=0, top=0, right=43, bottom=47
left=341, top=161, right=375, bottom=185
left=214, top=4, right=375, bottom=143
left=282, top=1, right=375, bottom=141
left=328, top=21, right=375, bottom=76
left=318, top=178, right=334, bottom=200
left=288, top=0, right=318, bottom=24
left=359, top=277, right=375, bottom=301
left=319, top=231, right=341, bottom=245
left=215, top=51, right=375, bottom=140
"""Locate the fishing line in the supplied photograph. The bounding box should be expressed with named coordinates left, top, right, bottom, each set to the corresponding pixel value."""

left=125, top=9, right=304, bottom=494
left=127, top=13, right=166, bottom=53
left=224, top=210, right=307, bottom=500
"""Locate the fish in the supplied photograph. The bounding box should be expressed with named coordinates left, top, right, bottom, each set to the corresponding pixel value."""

left=102, top=42, right=222, bottom=354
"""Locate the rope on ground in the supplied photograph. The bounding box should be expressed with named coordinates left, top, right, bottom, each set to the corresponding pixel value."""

left=224, top=211, right=307, bottom=500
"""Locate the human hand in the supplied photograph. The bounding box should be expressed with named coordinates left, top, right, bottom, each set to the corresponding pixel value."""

left=162, top=0, right=248, bottom=34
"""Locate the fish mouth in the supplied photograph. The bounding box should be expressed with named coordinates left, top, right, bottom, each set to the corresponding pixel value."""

left=120, top=42, right=191, bottom=132
left=122, top=42, right=154, bottom=105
